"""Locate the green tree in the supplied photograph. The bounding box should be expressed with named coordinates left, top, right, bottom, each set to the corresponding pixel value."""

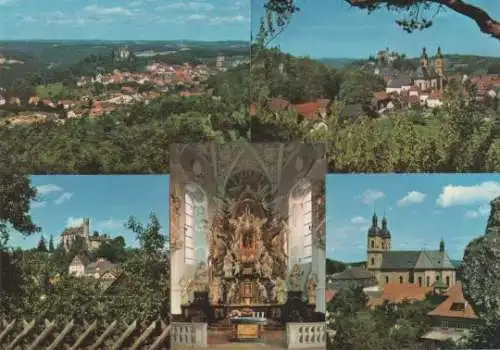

left=48, top=235, right=55, bottom=252
left=339, top=69, right=385, bottom=105
left=37, top=235, right=48, bottom=252
left=95, top=236, right=126, bottom=263
left=264, top=1, right=500, bottom=40
left=0, top=173, right=39, bottom=248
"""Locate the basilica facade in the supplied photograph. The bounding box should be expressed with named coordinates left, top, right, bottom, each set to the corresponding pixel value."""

left=169, top=143, right=327, bottom=318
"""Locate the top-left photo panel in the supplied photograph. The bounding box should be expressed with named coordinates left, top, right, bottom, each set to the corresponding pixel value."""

left=0, top=0, right=251, bottom=174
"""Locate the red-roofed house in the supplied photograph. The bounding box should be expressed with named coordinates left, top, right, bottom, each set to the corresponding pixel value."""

left=368, top=283, right=433, bottom=307
left=421, top=282, right=479, bottom=349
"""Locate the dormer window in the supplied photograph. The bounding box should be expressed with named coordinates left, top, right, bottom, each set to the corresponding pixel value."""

left=450, top=302, right=465, bottom=312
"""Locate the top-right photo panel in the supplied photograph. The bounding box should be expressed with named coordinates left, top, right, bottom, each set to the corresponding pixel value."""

left=250, top=0, right=500, bottom=173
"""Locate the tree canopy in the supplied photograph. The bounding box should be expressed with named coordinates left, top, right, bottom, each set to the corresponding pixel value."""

left=265, top=0, right=500, bottom=40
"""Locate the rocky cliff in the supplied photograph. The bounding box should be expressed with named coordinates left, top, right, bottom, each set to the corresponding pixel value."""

left=461, top=196, right=500, bottom=315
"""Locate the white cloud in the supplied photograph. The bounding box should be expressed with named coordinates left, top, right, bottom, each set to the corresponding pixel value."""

left=84, top=5, right=134, bottom=16
left=0, top=0, right=14, bottom=5
left=97, top=218, right=125, bottom=230
left=357, top=189, right=385, bottom=205
left=187, top=14, right=207, bottom=20
left=31, top=201, right=47, bottom=209
left=67, top=217, right=84, bottom=228
left=54, top=192, right=73, bottom=205
left=209, top=15, right=246, bottom=25
left=437, top=181, right=500, bottom=207
left=397, top=191, right=426, bottom=207
left=36, top=184, right=63, bottom=196
left=465, top=204, right=490, bottom=219
left=160, top=2, right=215, bottom=12
left=350, top=216, right=366, bottom=225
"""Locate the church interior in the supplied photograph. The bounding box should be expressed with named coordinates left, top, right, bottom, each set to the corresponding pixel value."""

left=169, top=143, right=327, bottom=347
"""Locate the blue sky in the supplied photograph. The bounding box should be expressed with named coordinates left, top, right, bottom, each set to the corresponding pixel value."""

left=252, top=0, right=500, bottom=58
left=9, top=175, right=169, bottom=249
left=0, top=0, right=249, bottom=41
left=326, top=174, right=500, bottom=262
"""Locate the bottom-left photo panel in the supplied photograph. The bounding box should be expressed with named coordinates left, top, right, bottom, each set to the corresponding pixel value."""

left=0, top=175, right=171, bottom=349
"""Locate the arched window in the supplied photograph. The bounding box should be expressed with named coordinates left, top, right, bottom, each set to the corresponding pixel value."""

left=399, top=276, right=404, bottom=284
left=418, top=277, right=422, bottom=287
left=371, top=257, right=375, bottom=266
left=385, top=276, right=389, bottom=284
left=371, top=240, right=374, bottom=249
left=289, top=181, right=312, bottom=264
left=184, top=184, right=207, bottom=265
left=446, top=276, right=450, bottom=286
left=436, top=275, right=440, bottom=282
left=426, top=276, right=430, bottom=287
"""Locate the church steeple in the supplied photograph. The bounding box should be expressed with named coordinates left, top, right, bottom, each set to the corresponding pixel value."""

left=439, top=239, right=445, bottom=252
left=420, top=47, right=429, bottom=68
left=368, top=212, right=379, bottom=237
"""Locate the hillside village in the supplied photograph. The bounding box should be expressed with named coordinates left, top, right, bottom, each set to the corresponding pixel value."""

left=252, top=47, right=500, bottom=123
left=0, top=47, right=241, bottom=126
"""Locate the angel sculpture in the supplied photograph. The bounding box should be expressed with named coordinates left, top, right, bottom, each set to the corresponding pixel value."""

left=226, top=282, right=237, bottom=304
left=258, top=281, right=268, bottom=303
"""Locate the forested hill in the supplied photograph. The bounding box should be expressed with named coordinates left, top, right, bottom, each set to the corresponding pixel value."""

left=319, top=54, right=500, bottom=75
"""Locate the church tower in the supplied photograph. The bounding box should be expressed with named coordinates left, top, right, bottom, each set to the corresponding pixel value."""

left=380, top=215, right=391, bottom=250
left=420, top=47, right=429, bottom=69
left=434, top=47, right=445, bottom=91
left=366, top=213, right=385, bottom=281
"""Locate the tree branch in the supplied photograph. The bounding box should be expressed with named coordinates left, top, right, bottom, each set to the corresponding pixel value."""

left=345, top=0, right=500, bottom=39
left=436, top=0, right=500, bottom=39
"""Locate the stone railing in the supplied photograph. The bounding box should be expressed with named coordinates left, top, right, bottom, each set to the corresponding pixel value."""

left=286, top=322, right=327, bottom=349
left=170, top=322, right=208, bottom=347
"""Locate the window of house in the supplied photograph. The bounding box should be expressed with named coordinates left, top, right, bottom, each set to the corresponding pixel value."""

left=446, top=276, right=450, bottom=286
left=441, top=319, right=449, bottom=328
left=436, top=275, right=440, bottom=282
left=385, top=276, right=389, bottom=284
left=418, top=277, right=422, bottom=287
left=371, top=257, right=375, bottom=266
left=289, top=181, right=312, bottom=264
left=399, top=276, right=404, bottom=284
left=371, top=240, right=374, bottom=249
left=184, top=184, right=206, bottom=265
left=426, top=276, right=430, bottom=287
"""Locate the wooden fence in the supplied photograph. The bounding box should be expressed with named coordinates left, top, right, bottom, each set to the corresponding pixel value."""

left=0, top=318, right=171, bottom=349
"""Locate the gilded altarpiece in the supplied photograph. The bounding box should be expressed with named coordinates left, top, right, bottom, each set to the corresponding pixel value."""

left=169, top=143, right=326, bottom=321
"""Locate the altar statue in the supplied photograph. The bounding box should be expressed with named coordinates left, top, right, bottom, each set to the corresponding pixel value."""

left=223, top=252, right=234, bottom=278
left=276, top=277, right=287, bottom=304
left=288, top=264, right=302, bottom=291
left=261, top=251, right=273, bottom=278
left=180, top=277, right=191, bottom=305
left=227, top=282, right=238, bottom=304
left=211, top=277, right=221, bottom=305
left=258, top=281, right=268, bottom=303
left=306, top=274, right=317, bottom=305
left=243, top=230, right=253, bottom=248
left=234, top=261, right=241, bottom=276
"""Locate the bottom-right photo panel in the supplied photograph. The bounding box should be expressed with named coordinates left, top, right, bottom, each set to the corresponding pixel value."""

left=326, top=174, right=500, bottom=350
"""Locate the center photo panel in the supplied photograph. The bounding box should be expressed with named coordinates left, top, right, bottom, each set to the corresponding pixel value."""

left=169, top=142, right=327, bottom=349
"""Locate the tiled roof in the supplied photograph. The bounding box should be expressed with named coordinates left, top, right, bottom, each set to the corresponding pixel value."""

left=428, top=282, right=478, bottom=319
left=381, top=250, right=454, bottom=270
left=326, top=289, right=336, bottom=302
left=330, top=266, right=373, bottom=280
left=378, top=283, right=433, bottom=304
left=293, top=102, right=321, bottom=120
left=267, top=98, right=290, bottom=111
left=374, top=91, right=389, bottom=101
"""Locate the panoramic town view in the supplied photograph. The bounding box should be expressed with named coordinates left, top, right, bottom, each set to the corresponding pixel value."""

left=0, top=175, right=170, bottom=347
left=325, top=174, right=500, bottom=349
left=250, top=0, right=500, bottom=172
left=0, top=0, right=251, bottom=173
